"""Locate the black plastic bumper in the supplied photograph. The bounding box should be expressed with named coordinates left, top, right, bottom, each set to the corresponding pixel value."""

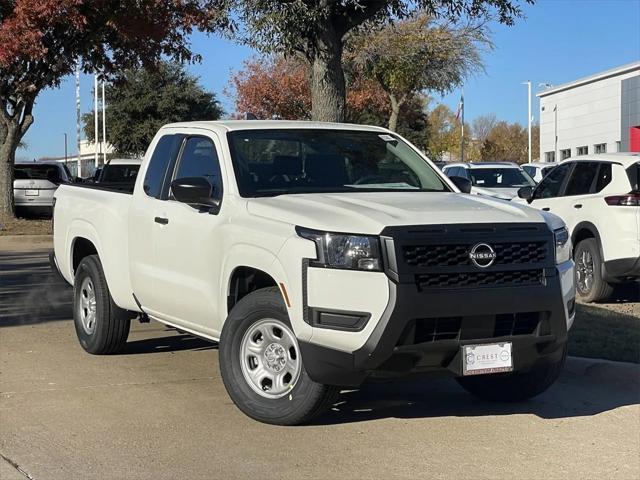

left=299, top=273, right=568, bottom=387
left=604, top=256, right=640, bottom=280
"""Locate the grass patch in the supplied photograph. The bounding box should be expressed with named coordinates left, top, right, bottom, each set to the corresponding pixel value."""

left=569, top=304, right=639, bottom=363
left=0, top=217, right=52, bottom=236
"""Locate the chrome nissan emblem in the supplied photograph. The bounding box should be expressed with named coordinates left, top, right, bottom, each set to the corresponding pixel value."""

left=469, top=243, right=497, bottom=268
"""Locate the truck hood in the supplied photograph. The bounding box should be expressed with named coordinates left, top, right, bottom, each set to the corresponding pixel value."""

left=246, top=192, right=551, bottom=234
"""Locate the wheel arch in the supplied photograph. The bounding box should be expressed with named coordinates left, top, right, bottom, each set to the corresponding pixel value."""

left=571, top=221, right=603, bottom=254
left=227, top=265, right=279, bottom=314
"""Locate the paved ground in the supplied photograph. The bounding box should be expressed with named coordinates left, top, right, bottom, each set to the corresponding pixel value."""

left=1, top=244, right=639, bottom=480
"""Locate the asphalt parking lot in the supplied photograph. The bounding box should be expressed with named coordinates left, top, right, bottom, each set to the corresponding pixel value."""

left=1, top=242, right=639, bottom=480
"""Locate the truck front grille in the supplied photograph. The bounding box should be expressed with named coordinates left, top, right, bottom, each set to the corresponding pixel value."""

left=380, top=223, right=554, bottom=290
left=404, top=241, right=547, bottom=267
left=416, top=269, right=543, bottom=290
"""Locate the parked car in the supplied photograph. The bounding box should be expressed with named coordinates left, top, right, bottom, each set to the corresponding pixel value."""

left=442, top=162, right=536, bottom=200
left=522, top=162, right=557, bottom=183
left=94, top=158, right=142, bottom=185
left=52, top=121, right=575, bottom=425
left=14, top=162, right=72, bottom=216
left=514, top=153, right=639, bottom=302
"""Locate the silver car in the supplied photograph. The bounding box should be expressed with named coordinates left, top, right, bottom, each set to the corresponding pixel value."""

left=14, top=162, right=72, bottom=216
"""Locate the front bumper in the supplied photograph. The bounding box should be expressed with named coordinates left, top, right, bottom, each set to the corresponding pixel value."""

left=299, top=273, right=570, bottom=387
left=298, top=222, right=573, bottom=387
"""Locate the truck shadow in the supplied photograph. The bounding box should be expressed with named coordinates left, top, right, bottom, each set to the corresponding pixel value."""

left=312, top=361, right=640, bottom=424
left=0, top=250, right=73, bottom=327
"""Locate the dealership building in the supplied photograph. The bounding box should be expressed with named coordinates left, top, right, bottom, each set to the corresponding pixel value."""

left=538, top=61, right=640, bottom=162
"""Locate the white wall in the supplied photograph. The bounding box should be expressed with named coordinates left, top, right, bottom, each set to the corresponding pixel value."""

left=539, top=67, right=640, bottom=161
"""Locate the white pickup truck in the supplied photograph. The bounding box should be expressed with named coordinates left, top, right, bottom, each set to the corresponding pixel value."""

left=52, top=121, right=576, bottom=425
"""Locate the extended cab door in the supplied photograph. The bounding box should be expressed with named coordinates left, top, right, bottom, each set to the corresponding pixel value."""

left=527, top=162, right=573, bottom=215
left=147, top=134, right=227, bottom=337
left=129, top=133, right=185, bottom=309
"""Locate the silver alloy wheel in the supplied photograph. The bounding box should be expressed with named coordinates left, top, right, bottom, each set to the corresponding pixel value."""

left=78, top=277, right=97, bottom=334
left=239, top=318, right=301, bottom=399
left=576, top=249, right=594, bottom=294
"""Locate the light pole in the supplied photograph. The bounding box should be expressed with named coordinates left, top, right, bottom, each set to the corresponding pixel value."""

left=75, top=63, right=81, bottom=178
left=101, top=81, right=106, bottom=165
left=93, top=74, right=99, bottom=169
left=523, top=81, right=531, bottom=163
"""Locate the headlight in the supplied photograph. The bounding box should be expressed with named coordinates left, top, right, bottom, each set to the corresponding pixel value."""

left=296, top=227, right=382, bottom=271
left=554, top=227, right=572, bottom=264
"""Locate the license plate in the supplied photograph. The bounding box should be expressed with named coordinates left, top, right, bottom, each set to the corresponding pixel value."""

left=463, top=342, right=513, bottom=376
left=25, top=189, right=39, bottom=196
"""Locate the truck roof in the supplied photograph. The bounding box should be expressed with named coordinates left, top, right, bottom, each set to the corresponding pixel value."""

left=559, top=153, right=639, bottom=167
left=161, top=120, right=390, bottom=133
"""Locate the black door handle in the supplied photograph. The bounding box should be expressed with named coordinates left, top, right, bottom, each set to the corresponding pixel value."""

left=542, top=207, right=550, bottom=211
left=574, top=204, right=582, bottom=209
left=154, top=217, right=169, bottom=225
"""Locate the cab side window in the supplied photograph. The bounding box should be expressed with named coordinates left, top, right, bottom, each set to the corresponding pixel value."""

left=143, top=135, right=183, bottom=198
left=533, top=163, right=571, bottom=199
left=173, top=137, right=223, bottom=198
left=564, top=162, right=599, bottom=196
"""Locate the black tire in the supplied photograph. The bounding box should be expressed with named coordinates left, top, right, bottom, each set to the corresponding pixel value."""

left=219, top=287, right=339, bottom=425
left=574, top=238, right=614, bottom=303
left=73, top=255, right=131, bottom=354
left=456, top=345, right=567, bottom=402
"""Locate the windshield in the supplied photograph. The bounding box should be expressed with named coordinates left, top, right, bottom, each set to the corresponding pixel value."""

left=227, top=129, right=449, bottom=197
left=468, top=168, right=535, bottom=188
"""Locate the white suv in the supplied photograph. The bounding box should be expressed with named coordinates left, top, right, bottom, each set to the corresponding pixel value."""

left=522, top=162, right=557, bottom=183
left=442, top=162, right=536, bottom=200
left=514, top=153, right=640, bottom=302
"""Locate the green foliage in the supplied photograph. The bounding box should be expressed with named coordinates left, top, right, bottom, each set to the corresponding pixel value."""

left=83, top=63, right=222, bottom=156
left=230, top=1, right=530, bottom=57
left=350, top=15, right=490, bottom=100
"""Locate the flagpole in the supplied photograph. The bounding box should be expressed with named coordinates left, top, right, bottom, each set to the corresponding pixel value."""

left=460, top=87, right=465, bottom=162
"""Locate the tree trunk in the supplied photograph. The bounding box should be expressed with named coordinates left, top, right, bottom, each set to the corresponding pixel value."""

left=0, top=98, right=34, bottom=221
left=0, top=134, right=18, bottom=220
left=388, top=94, right=406, bottom=132
left=310, top=26, right=346, bottom=123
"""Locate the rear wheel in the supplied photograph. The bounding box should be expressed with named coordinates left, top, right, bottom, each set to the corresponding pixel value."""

left=574, top=238, right=613, bottom=303
left=73, top=255, right=131, bottom=354
left=457, top=345, right=567, bottom=402
left=219, top=287, right=339, bottom=425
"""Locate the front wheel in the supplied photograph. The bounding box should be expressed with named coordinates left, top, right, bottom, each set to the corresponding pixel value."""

left=456, top=345, right=567, bottom=402
left=219, top=287, right=339, bottom=425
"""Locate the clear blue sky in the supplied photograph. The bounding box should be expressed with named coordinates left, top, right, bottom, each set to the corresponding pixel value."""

left=18, top=0, right=640, bottom=161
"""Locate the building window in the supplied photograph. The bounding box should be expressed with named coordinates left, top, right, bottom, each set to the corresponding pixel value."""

left=594, top=143, right=607, bottom=154
left=560, top=149, right=571, bottom=160
left=577, top=146, right=588, bottom=156
left=616, top=141, right=621, bottom=152
left=544, top=151, right=556, bottom=162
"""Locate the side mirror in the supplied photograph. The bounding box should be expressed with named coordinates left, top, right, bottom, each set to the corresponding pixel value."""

left=450, top=175, right=472, bottom=194
left=517, top=186, right=533, bottom=201
left=171, top=177, right=220, bottom=210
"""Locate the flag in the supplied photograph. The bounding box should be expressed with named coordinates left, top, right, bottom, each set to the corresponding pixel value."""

left=455, top=95, right=464, bottom=120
